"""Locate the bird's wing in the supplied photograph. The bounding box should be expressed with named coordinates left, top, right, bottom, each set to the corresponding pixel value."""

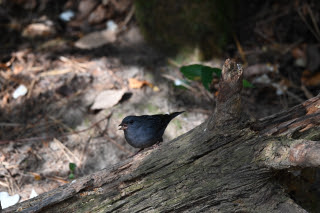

left=140, top=114, right=171, bottom=131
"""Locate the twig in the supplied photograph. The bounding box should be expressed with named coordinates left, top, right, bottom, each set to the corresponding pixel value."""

left=107, top=69, right=125, bottom=88
left=254, top=29, right=278, bottom=45
left=45, top=175, right=69, bottom=184
left=53, top=138, right=81, bottom=164
left=233, top=34, right=247, bottom=66
left=286, top=90, right=305, bottom=103
left=47, top=115, right=75, bottom=133
left=0, top=180, right=9, bottom=188
left=0, top=55, right=15, bottom=68
left=306, top=5, right=320, bottom=41
left=0, top=113, right=113, bottom=144
left=167, top=58, right=181, bottom=68
left=1, top=164, right=20, bottom=193
left=195, top=82, right=214, bottom=102
left=59, top=56, right=88, bottom=73
left=296, top=6, right=320, bottom=42
left=162, top=74, right=196, bottom=92
left=27, top=78, right=37, bottom=99
left=0, top=123, right=23, bottom=127
left=300, top=85, right=314, bottom=99
left=39, top=68, right=72, bottom=77
left=79, top=136, right=92, bottom=168
left=119, top=5, right=135, bottom=31
left=94, top=117, right=133, bottom=155
left=102, top=133, right=133, bottom=155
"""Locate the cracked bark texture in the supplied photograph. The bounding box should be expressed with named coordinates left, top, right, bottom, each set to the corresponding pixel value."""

left=4, top=59, right=320, bottom=213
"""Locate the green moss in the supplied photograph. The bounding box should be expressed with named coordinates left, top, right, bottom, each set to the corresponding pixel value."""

left=114, top=111, right=124, bottom=119
left=172, top=119, right=183, bottom=130
left=146, top=103, right=159, bottom=113
left=134, top=0, right=235, bottom=59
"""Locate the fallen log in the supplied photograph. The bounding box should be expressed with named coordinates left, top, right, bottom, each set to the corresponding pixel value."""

left=4, top=59, right=320, bottom=213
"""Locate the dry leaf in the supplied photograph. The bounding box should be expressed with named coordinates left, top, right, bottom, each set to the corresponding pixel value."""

left=13, top=64, right=24, bottom=74
left=91, top=89, right=126, bottom=110
left=42, top=140, right=49, bottom=148
left=291, top=46, right=305, bottom=59
left=75, top=29, right=116, bottom=49
left=0, top=155, right=5, bottom=162
left=88, top=5, right=113, bottom=24
left=302, top=70, right=320, bottom=87
left=153, top=86, right=160, bottom=92
left=77, top=0, right=99, bottom=19
left=22, top=22, right=56, bottom=38
left=129, top=78, right=147, bottom=88
left=0, top=56, right=15, bottom=69
left=128, top=78, right=153, bottom=89
left=128, top=78, right=159, bottom=91
left=30, top=172, right=41, bottom=181
left=1, top=93, right=10, bottom=107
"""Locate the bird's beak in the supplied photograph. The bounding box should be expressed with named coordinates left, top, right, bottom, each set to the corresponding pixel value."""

left=118, top=123, right=127, bottom=130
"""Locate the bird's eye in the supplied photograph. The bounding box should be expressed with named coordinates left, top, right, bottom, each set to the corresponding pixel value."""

left=129, top=120, right=134, bottom=124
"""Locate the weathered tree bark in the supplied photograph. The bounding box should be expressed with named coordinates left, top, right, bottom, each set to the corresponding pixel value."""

left=3, top=59, right=320, bottom=213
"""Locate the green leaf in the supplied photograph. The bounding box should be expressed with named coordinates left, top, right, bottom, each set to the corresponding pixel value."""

left=209, top=67, right=222, bottom=78
left=242, top=79, right=254, bottom=88
left=180, top=64, right=202, bottom=80
left=180, top=64, right=222, bottom=91
left=69, top=163, right=76, bottom=172
left=69, top=173, right=75, bottom=179
left=201, top=69, right=213, bottom=90
left=201, top=67, right=222, bottom=90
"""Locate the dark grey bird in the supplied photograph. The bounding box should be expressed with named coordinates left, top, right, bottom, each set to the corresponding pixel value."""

left=119, top=111, right=184, bottom=148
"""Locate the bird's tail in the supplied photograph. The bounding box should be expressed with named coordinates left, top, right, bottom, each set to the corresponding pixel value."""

left=169, top=111, right=185, bottom=120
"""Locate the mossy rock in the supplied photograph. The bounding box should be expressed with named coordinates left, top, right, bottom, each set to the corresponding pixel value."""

left=134, top=0, right=235, bottom=59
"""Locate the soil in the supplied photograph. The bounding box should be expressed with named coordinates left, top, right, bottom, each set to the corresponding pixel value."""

left=0, top=0, right=319, bottom=206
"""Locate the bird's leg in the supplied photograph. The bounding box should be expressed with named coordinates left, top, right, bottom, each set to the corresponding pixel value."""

left=131, top=148, right=144, bottom=156
left=131, top=138, right=164, bottom=157
left=151, top=138, right=163, bottom=149
left=137, top=148, right=144, bottom=153
left=128, top=148, right=144, bottom=157
left=152, top=143, right=160, bottom=149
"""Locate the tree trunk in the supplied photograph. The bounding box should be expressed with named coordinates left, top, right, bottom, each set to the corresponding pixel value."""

left=3, top=59, right=320, bottom=213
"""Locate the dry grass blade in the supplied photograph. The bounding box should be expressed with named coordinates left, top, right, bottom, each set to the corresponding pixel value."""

left=306, top=4, right=320, bottom=41
left=0, top=113, right=113, bottom=144
left=53, top=138, right=81, bottom=165
left=59, top=56, right=89, bottom=72
left=39, top=68, right=71, bottom=77
left=1, top=164, right=21, bottom=193
left=45, top=176, right=69, bottom=184
left=103, top=133, right=133, bottom=155
left=296, top=6, right=320, bottom=42
left=162, top=74, right=195, bottom=91
left=0, top=123, right=22, bottom=127
left=0, top=180, right=9, bottom=188
left=233, top=34, right=247, bottom=66
left=119, top=5, right=135, bottom=31
left=301, top=84, right=314, bottom=99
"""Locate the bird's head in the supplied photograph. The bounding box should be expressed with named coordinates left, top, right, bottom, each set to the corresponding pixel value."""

left=119, top=116, right=136, bottom=131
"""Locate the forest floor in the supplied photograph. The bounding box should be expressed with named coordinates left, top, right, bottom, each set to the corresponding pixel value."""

left=0, top=0, right=319, bottom=206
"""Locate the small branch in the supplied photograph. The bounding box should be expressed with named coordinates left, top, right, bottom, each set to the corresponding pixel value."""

left=252, top=94, right=320, bottom=136
left=207, top=59, right=243, bottom=129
